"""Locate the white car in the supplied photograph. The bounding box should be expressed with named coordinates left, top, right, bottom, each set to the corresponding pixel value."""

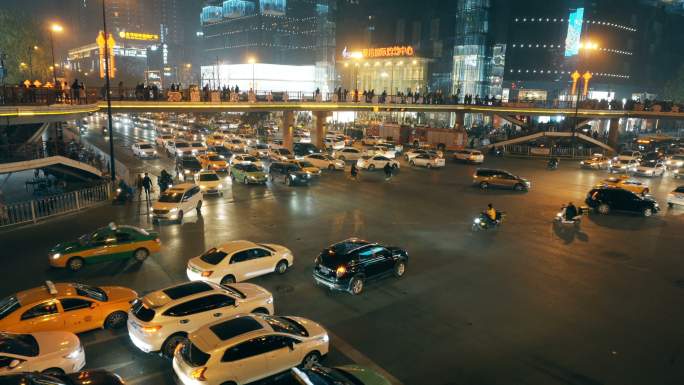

left=131, top=142, right=157, bottom=158
left=173, top=314, right=329, bottom=385
left=268, top=148, right=295, bottom=162
left=667, top=186, right=684, bottom=207
left=0, top=332, right=85, bottom=375
left=634, top=160, right=666, bottom=177
left=195, top=171, right=224, bottom=195
left=187, top=240, right=294, bottom=284
left=189, top=141, right=208, bottom=155
left=173, top=141, right=194, bottom=157
left=333, top=147, right=363, bottom=162
left=356, top=155, right=400, bottom=171
left=247, top=143, right=270, bottom=158
left=361, top=136, right=383, bottom=146
left=366, top=145, right=396, bottom=159
left=609, top=159, right=640, bottom=173
left=453, top=149, right=484, bottom=164
left=303, top=154, right=345, bottom=170
left=615, top=150, right=642, bottom=162
left=410, top=154, right=446, bottom=168
left=404, top=149, right=438, bottom=162
left=294, top=134, right=311, bottom=144
left=127, top=281, right=274, bottom=357
left=231, top=154, right=264, bottom=170
left=152, top=183, right=203, bottom=223
left=666, top=154, right=684, bottom=169
left=156, top=134, right=174, bottom=147
left=324, top=137, right=345, bottom=150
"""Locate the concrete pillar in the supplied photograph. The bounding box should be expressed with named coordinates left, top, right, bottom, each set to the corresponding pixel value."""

left=608, top=117, right=620, bottom=151
left=312, top=111, right=328, bottom=150
left=282, top=111, right=294, bottom=151
left=455, top=111, right=465, bottom=130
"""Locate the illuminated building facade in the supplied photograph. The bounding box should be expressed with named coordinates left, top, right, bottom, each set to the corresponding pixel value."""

left=200, top=0, right=336, bottom=93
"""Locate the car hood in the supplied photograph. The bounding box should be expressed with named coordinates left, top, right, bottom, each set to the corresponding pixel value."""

left=337, top=365, right=392, bottom=385
left=229, top=283, right=272, bottom=301
left=33, top=331, right=79, bottom=356
left=198, top=180, right=221, bottom=188
left=65, top=369, right=124, bottom=385
left=245, top=171, right=267, bottom=178
left=152, top=201, right=179, bottom=210
left=51, top=240, right=85, bottom=254
left=286, top=316, right=327, bottom=339
left=102, top=286, right=138, bottom=303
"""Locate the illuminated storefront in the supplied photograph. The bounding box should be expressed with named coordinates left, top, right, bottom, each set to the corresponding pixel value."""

left=338, top=46, right=429, bottom=93
left=200, top=63, right=320, bottom=93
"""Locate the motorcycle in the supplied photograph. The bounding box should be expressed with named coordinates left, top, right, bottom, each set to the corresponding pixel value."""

left=553, top=206, right=586, bottom=229
left=113, top=185, right=133, bottom=205
left=547, top=158, right=559, bottom=170
left=472, top=211, right=505, bottom=231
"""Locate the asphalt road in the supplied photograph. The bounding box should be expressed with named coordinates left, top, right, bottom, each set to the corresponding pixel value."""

left=2, top=124, right=684, bottom=385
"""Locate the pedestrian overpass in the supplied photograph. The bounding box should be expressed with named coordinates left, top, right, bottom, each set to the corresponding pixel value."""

left=481, top=131, right=616, bottom=153
left=0, top=156, right=103, bottom=181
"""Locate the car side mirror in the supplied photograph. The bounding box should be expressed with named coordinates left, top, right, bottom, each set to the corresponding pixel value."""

left=288, top=341, right=295, bottom=350
left=8, top=359, right=20, bottom=369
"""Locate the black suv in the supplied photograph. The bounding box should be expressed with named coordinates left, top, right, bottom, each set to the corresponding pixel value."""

left=313, top=238, right=408, bottom=295
left=268, top=162, right=311, bottom=186
left=176, top=156, right=202, bottom=180
left=586, top=187, right=660, bottom=217
left=293, top=142, right=321, bottom=157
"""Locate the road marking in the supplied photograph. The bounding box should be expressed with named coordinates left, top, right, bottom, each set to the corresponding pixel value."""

left=328, top=331, right=404, bottom=385
left=126, top=371, right=168, bottom=385
left=100, top=359, right=137, bottom=372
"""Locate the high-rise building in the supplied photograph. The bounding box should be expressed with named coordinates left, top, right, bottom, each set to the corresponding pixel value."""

left=199, top=0, right=336, bottom=93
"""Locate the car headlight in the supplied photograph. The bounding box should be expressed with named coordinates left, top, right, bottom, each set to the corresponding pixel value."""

left=153, top=150, right=157, bottom=154
left=64, top=346, right=82, bottom=360
left=249, top=176, right=257, bottom=180
left=51, top=253, right=61, bottom=260
left=290, top=174, right=297, bottom=179
left=474, top=218, right=481, bottom=224
left=169, top=208, right=178, bottom=213
left=319, top=333, right=330, bottom=343
left=218, top=183, right=223, bottom=189
left=266, top=297, right=273, bottom=304
left=184, top=169, right=190, bottom=174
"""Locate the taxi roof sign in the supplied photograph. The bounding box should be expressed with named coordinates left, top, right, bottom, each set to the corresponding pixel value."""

left=45, top=281, right=58, bottom=295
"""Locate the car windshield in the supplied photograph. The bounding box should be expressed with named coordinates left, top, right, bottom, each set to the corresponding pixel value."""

left=139, top=144, right=153, bottom=149
left=74, top=283, right=108, bottom=301
left=287, top=165, right=303, bottom=172
left=191, top=142, right=204, bottom=147
left=256, top=144, right=269, bottom=149
left=241, top=164, right=260, bottom=172
left=182, top=159, right=201, bottom=168
left=0, top=296, right=20, bottom=320
left=0, top=333, right=39, bottom=357
left=243, top=156, right=257, bottom=162
left=672, top=155, right=684, bottom=160
left=158, top=192, right=183, bottom=203
left=261, top=315, right=309, bottom=337
left=641, top=160, right=658, bottom=167
left=175, top=142, right=189, bottom=148
left=198, top=173, right=219, bottom=181
left=620, top=151, right=635, bottom=156
left=675, top=187, right=684, bottom=193
left=208, top=155, right=223, bottom=161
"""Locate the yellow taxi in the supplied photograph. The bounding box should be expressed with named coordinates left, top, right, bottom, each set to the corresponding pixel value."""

left=289, top=160, right=322, bottom=176
left=197, top=152, right=229, bottom=172
left=0, top=281, right=137, bottom=334
left=206, top=134, right=226, bottom=147
left=48, top=223, right=161, bottom=271
left=596, top=176, right=650, bottom=195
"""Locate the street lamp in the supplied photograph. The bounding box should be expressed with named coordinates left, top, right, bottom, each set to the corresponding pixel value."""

left=101, top=0, right=116, bottom=181
left=27, top=45, right=38, bottom=80
left=49, top=24, right=63, bottom=86
left=248, top=57, right=256, bottom=91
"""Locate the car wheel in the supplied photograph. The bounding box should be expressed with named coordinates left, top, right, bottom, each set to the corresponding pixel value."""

left=597, top=204, right=610, bottom=215
left=643, top=188, right=649, bottom=195
left=328, top=164, right=335, bottom=171
left=394, top=261, right=407, bottom=278
left=252, top=307, right=270, bottom=315
left=220, top=382, right=237, bottom=385
left=668, top=202, right=674, bottom=208
left=643, top=207, right=653, bottom=217
left=300, top=351, right=321, bottom=368
left=104, top=311, right=127, bottom=329
left=176, top=210, right=184, bottom=223
left=67, top=257, right=84, bottom=272
left=220, top=275, right=236, bottom=285
left=133, top=248, right=149, bottom=262
left=161, top=333, right=188, bottom=358
left=514, top=183, right=525, bottom=191
left=349, top=276, right=364, bottom=295
left=368, top=164, right=375, bottom=171
left=479, top=182, right=489, bottom=190
left=275, top=260, right=288, bottom=274
left=42, top=368, right=65, bottom=376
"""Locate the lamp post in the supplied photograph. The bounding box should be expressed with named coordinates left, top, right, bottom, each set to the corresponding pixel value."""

left=27, top=45, right=38, bottom=81
left=248, top=57, right=256, bottom=91
left=101, top=0, right=116, bottom=180
left=49, top=24, right=63, bottom=86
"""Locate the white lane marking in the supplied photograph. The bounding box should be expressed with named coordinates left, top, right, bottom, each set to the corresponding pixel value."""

left=328, top=331, right=404, bottom=385
left=126, top=371, right=168, bottom=385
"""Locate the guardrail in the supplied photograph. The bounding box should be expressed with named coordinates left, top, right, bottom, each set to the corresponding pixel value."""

left=0, top=183, right=111, bottom=229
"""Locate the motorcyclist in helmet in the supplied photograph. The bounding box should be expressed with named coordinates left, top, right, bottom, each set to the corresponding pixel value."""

left=486, top=203, right=497, bottom=225
left=565, top=202, right=578, bottom=221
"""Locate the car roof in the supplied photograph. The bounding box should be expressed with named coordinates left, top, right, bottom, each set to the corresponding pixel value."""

left=191, top=315, right=270, bottom=352
left=16, top=282, right=93, bottom=305
left=142, top=281, right=221, bottom=310
left=215, top=240, right=261, bottom=254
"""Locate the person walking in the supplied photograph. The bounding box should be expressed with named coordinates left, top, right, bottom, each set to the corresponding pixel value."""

left=142, top=172, right=153, bottom=203
left=350, top=162, right=358, bottom=181
left=383, top=162, right=393, bottom=181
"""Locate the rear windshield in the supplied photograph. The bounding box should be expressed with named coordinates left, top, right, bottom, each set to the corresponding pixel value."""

left=163, top=282, right=213, bottom=300
left=241, top=164, right=260, bottom=172
left=210, top=317, right=262, bottom=341
left=199, top=174, right=220, bottom=182
left=181, top=342, right=211, bottom=367
left=675, top=187, right=684, bottom=193
left=139, top=144, right=153, bottom=149
left=199, top=248, right=228, bottom=265
left=208, top=156, right=223, bottom=161
left=191, top=142, right=204, bottom=147
left=0, top=333, right=39, bottom=357
left=0, top=296, right=20, bottom=320
left=131, top=299, right=156, bottom=322
left=182, top=160, right=201, bottom=168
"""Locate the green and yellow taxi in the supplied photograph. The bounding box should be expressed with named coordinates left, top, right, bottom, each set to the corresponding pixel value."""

left=230, top=162, right=267, bottom=185
left=49, top=223, right=161, bottom=271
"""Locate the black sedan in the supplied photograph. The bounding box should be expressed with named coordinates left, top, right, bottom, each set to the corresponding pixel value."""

left=269, top=162, right=311, bottom=186
left=0, top=370, right=125, bottom=385
left=313, top=238, right=408, bottom=295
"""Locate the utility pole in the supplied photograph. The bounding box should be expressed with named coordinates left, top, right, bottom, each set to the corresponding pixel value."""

left=102, top=0, right=116, bottom=180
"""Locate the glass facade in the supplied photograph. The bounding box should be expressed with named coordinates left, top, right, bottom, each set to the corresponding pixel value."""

left=452, top=0, right=493, bottom=97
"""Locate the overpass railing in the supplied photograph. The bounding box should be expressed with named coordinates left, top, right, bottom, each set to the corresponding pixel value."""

left=0, top=182, right=111, bottom=229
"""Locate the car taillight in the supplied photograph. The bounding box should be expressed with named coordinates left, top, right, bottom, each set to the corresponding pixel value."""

left=336, top=265, right=347, bottom=278
left=201, top=270, right=213, bottom=277
left=191, top=367, right=208, bottom=381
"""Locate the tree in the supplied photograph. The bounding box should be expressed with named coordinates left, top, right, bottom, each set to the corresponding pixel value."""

left=0, top=9, right=51, bottom=85
left=662, top=64, right=684, bottom=102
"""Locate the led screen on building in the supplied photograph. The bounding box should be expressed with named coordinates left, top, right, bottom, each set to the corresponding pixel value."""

left=564, top=7, right=584, bottom=57
left=260, top=0, right=286, bottom=16
left=223, top=0, right=256, bottom=18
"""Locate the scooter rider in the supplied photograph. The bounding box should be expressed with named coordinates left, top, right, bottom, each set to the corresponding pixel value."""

left=486, top=203, right=497, bottom=225
left=565, top=201, right=578, bottom=221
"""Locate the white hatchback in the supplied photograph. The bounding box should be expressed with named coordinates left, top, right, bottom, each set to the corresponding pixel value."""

left=127, top=281, right=274, bottom=357
left=152, top=183, right=203, bottom=223
left=303, top=154, right=345, bottom=170
left=667, top=186, right=684, bottom=207
left=356, top=155, right=400, bottom=171
left=131, top=142, right=157, bottom=158
left=173, top=314, right=329, bottom=385
left=0, top=332, right=85, bottom=375
left=187, top=241, right=294, bottom=284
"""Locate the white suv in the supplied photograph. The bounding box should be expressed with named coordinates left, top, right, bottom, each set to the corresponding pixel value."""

left=152, top=183, right=202, bottom=223
left=173, top=314, right=329, bottom=385
left=187, top=241, right=294, bottom=285
left=0, top=332, right=85, bottom=375
left=333, top=147, right=363, bottom=162
left=127, top=281, right=274, bottom=357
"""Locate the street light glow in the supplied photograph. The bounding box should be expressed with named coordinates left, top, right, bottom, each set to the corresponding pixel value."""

left=248, top=57, right=256, bottom=64
left=51, top=24, right=63, bottom=33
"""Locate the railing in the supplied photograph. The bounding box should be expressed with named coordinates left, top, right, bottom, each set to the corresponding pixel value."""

left=502, top=144, right=603, bottom=158
left=0, top=86, right=98, bottom=106
left=0, top=183, right=110, bottom=229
